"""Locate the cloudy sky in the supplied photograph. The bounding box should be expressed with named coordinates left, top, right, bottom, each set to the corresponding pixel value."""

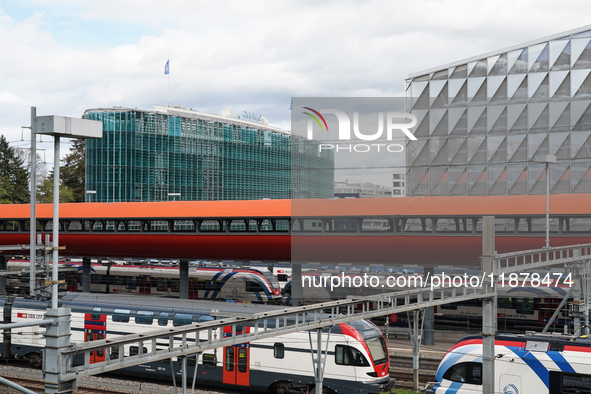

left=2, top=0, right=591, bottom=186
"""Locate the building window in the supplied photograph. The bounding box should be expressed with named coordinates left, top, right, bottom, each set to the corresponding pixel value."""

left=393, top=174, right=401, bottom=179
left=393, top=190, right=401, bottom=195
left=393, top=182, right=401, bottom=187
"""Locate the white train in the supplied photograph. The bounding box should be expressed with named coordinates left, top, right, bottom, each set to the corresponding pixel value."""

left=0, top=293, right=394, bottom=394
left=429, top=333, right=591, bottom=394
left=5, top=260, right=281, bottom=303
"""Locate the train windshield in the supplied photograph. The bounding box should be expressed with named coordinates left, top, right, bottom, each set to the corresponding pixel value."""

left=262, top=271, right=280, bottom=290
left=346, top=320, right=389, bottom=365
left=366, top=336, right=388, bottom=365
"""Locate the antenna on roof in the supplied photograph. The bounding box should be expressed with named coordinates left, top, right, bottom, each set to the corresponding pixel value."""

left=222, top=107, right=232, bottom=118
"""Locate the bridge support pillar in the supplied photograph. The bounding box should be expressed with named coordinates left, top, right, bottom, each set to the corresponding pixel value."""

left=44, top=307, right=76, bottom=394
left=179, top=260, right=189, bottom=299
left=291, top=263, right=302, bottom=306
left=482, top=216, right=496, bottom=394
left=82, top=257, right=91, bottom=293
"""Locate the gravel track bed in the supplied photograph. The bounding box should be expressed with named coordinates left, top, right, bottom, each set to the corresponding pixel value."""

left=0, top=365, right=229, bottom=394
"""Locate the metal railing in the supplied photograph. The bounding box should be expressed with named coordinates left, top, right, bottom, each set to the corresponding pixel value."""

left=494, top=243, right=591, bottom=275
left=60, top=284, right=491, bottom=380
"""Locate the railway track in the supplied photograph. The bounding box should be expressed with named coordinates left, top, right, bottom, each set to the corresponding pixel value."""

left=0, top=376, right=122, bottom=394
left=389, top=356, right=438, bottom=389
left=0, top=365, right=231, bottom=394
left=1, top=356, right=438, bottom=393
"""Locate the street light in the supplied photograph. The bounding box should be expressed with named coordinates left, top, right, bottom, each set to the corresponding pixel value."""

left=31, top=110, right=102, bottom=308
left=535, top=154, right=557, bottom=250
left=86, top=190, right=96, bottom=203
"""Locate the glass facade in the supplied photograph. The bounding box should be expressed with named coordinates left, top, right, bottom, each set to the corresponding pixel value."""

left=405, top=26, right=591, bottom=196
left=84, top=106, right=334, bottom=202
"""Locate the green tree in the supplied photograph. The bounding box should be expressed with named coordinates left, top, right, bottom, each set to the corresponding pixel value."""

left=61, top=139, right=85, bottom=202
left=0, top=135, right=29, bottom=203
left=0, top=176, right=11, bottom=203
left=37, top=172, right=75, bottom=203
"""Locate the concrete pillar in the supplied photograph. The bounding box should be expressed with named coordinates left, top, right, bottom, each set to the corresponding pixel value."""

left=291, top=262, right=302, bottom=307
left=82, top=257, right=91, bottom=293
left=179, top=259, right=189, bottom=299
left=44, top=308, right=75, bottom=394
left=0, top=255, right=6, bottom=296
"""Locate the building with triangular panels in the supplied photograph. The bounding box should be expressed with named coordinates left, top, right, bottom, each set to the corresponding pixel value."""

left=405, top=25, right=591, bottom=196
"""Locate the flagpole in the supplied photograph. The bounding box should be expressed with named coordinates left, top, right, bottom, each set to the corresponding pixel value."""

left=168, top=59, right=170, bottom=107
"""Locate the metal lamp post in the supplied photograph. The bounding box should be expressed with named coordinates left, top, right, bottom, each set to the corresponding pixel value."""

left=32, top=111, right=102, bottom=308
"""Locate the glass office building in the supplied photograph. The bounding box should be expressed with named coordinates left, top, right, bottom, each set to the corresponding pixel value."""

left=84, top=105, right=334, bottom=202
left=405, top=25, right=591, bottom=196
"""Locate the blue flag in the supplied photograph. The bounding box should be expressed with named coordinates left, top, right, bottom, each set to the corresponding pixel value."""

left=289, top=99, right=292, bottom=110
left=164, top=60, right=169, bottom=75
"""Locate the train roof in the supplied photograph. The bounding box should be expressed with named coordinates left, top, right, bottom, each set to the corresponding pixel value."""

left=62, top=292, right=283, bottom=315
left=1, top=194, right=591, bottom=220
left=455, top=333, right=591, bottom=348
left=2, top=293, right=284, bottom=317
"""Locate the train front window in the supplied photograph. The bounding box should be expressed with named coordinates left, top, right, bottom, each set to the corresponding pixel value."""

left=366, top=336, right=388, bottom=365
left=443, top=362, right=482, bottom=385
left=262, top=271, right=280, bottom=290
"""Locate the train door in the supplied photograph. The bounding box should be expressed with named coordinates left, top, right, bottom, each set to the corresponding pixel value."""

left=189, top=279, right=198, bottom=300
left=84, top=310, right=106, bottom=364
left=66, top=272, right=78, bottom=291
left=222, top=326, right=250, bottom=386
left=84, top=332, right=106, bottom=363
left=139, top=276, right=151, bottom=294
left=222, top=345, right=249, bottom=386
left=499, top=375, right=521, bottom=394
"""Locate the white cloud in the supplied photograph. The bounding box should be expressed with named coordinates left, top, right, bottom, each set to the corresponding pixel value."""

left=1, top=0, right=591, bottom=166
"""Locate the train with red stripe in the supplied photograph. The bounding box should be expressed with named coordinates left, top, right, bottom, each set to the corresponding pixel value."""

left=0, top=293, right=394, bottom=394
left=5, top=260, right=281, bottom=303
left=428, top=333, right=591, bottom=394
